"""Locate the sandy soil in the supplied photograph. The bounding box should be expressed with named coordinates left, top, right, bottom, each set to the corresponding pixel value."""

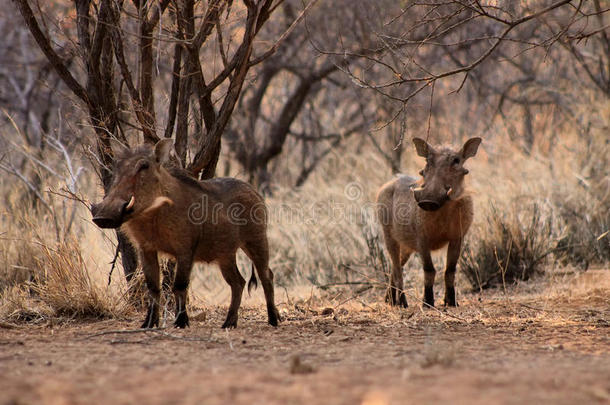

left=1, top=271, right=609, bottom=405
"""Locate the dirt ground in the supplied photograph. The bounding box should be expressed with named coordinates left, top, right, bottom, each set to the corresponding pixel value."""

left=1, top=271, right=609, bottom=405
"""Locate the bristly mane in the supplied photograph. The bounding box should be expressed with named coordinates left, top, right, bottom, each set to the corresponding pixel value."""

left=114, top=144, right=204, bottom=191
left=167, top=166, right=205, bottom=191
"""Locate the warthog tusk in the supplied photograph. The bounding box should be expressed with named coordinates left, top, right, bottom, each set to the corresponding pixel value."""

left=126, top=195, right=135, bottom=210
left=447, top=188, right=453, bottom=198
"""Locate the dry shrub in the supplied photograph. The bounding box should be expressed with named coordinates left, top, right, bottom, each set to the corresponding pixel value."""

left=0, top=215, right=38, bottom=291
left=555, top=193, right=609, bottom=269
left=553, top=135, right=609, bottom=268
left=0, top=207, right=131, bottom=323
left=459, top=123, right=609, bottom=291
left=0, top=238, right=130, bottom=323
left=31, top=239, right=129, bottom=319
left=461, top=203, right=554, bottom=291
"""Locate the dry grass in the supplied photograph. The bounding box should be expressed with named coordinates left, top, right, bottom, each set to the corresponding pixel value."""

left=0, top=201, right=132, bottom=323
left=31, top=238, right=130, bottom=319
left=0, top=237, right=131, bottom=323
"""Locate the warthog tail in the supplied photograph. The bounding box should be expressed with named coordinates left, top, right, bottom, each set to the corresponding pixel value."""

left=248, top=263, right=258, bottom=295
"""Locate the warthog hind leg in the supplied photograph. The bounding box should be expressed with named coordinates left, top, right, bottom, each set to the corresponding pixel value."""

left=141, top=250, right=160, bottom=328
left=174, top=291, right=190, bottom=328
left=220, top=259, right=246, bottom=329
left=173, top=256, right=193, bottom=328
left=244, top=242, right=281, bottom=327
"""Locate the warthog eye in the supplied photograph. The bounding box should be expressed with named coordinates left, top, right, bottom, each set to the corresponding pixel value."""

left=452, top=157, right=460, bottom=166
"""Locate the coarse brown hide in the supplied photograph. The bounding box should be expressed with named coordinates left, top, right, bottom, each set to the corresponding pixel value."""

left=91, top=139, right=280, bottom=329
left=376, top=137, right=481, bottom=308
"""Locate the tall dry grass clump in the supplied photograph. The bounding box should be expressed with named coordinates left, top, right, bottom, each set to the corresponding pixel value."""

left=0, top=218, right=131, bottom=323
left=0, top=178, right=131, bottom=323
left=30, top=238, right=130, bottom=319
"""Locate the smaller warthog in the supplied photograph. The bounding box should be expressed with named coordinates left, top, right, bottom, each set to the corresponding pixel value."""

left=90, top=139, right=280, bottom=329
left=376, top=137, right=481, bottom=308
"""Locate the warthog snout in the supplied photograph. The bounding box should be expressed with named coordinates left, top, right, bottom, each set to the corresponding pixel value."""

left=412, top=186, right=448, bottom=211
left=91, top=195, right=135, bottom=229
left=417, top=200, right=441, bottom=211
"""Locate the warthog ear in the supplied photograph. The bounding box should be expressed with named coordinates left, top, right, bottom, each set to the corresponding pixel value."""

left=154, top=138, right=174, bottom=164
left=413, top=137, right=434, bottom=157
left=460, top=137, right=482, bottom=160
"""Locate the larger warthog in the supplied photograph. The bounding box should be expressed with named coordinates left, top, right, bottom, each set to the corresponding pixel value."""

left=376, top=137, right=481, bottom=308
left=90, top=139, right=280, bottom=329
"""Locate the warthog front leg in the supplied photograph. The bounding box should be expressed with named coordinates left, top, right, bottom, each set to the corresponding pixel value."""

left=141, top=250, right=160, bottom=328
left=444, top=239, right=462, bottom=307
left=421, top=250, right=436, bottom=308
left=173, top=256, right=194, bottom=328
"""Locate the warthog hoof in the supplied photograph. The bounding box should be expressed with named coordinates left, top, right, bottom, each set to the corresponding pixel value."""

left=174, top=311, right=190, bottom=328
left=221, top=311, right=238, bottom=329
left=141, top=308, right=159, bottom=329
left=444, top=287, right=458, bottom=307
left=268, top=306, right=281, bottom=327
left=385, top=288, right=408, bottom=308
left=423, top=286, right=435, bottom=308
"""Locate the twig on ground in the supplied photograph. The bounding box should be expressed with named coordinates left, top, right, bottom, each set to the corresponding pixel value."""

left=519, top=303, right=548, bottom=312
left=318, top=281, right=381, bottom=289
left=319, top=273, right=469, bottom=323
left=154, top=330, right=215, bottom=343
left=110, top=339, right=151, bottom=345
left=80, top=327, right=167, bottom=340
left=0, top=321, right=19, bottom=329
left=82, top=327, right=216, bottom=343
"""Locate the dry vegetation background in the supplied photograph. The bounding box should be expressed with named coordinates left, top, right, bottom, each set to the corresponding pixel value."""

left=1, top=1, right=608, bottom=322
left=1, top=99, right=607, bottom=323
left=0, top=1, right=609, bottom=402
